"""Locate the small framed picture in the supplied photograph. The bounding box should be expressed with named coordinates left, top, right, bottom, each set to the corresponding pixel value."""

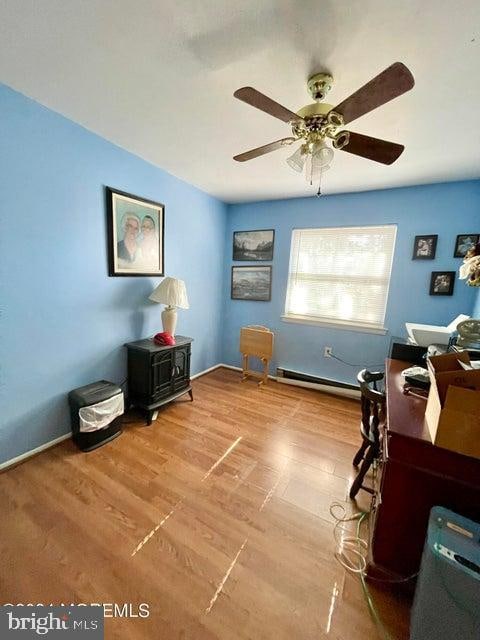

left=231, top=266, right=272, bottom=301
left=429, top=271, right=455, bottom=296
left=233, top=229, right=274, bottom=261
left=453, top=234, right=479, bottom=258
left=106, top=187, right=165, bottom=277
left=412, top=235, right=437, bottom=260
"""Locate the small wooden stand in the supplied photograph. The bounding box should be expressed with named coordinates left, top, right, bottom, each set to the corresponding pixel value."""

left=239, top=325, right=274, bottom=386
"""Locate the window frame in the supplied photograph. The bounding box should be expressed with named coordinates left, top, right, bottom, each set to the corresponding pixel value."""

left=282, top=224, right=397, bottom=332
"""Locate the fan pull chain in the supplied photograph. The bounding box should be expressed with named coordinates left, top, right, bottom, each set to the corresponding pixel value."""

left=316, top=170, right=323, bottom=197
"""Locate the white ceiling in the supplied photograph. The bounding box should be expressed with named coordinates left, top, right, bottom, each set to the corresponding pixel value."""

left=0, top=0, right=479, bottom=203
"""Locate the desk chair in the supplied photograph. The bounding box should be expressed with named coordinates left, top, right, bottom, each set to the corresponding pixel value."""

left=349, top=369, right=386, bottom=499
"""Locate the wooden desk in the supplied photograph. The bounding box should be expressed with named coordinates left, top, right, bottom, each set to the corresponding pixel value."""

left=368, top=358, right=480, bottom=579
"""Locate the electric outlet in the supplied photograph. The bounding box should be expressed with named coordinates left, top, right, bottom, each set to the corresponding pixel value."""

left=324, top=346, right=333, bottom=358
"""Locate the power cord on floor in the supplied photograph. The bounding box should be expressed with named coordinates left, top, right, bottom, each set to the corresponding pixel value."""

left=329, top=501, right=418, bottom=640
left=330, top=502, right=367, bottom=573
left=330, top=502, right=393, bottom=640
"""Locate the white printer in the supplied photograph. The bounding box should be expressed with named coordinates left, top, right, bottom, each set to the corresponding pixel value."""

left=405, top=314, right=470, bottom=348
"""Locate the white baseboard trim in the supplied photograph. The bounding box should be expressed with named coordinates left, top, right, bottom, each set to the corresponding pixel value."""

left=217, top=364, right=277, bottom=380
left=192, top=363, right=268, bottom=377
left=0, top=432, right=72, bottom=472
left=217, top=363, right=241, bottom=372
left=190, top=363, right=223, bottom=380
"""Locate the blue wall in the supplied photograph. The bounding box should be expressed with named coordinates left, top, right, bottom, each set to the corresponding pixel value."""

left=222, top=181, right=480, bottom=383
left=0, top=83, right=227, bottom=464
left=474, top=290, right=480, bottom=318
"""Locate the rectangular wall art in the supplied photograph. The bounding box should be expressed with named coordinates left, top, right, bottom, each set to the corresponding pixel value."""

left=454, top=234, right=479, bottom=258
left=412, top=235, right=437, bottom=260
left=106, top=187, right=165, bottom=276
left=231, top=266, right=272, bottom=301
left=233, top=229, right=274, bottom=261
left=429, top=271, right=455, bottom=296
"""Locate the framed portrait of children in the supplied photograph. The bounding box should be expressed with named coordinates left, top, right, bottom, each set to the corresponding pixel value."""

left=106, top=187, right=165, bottom=277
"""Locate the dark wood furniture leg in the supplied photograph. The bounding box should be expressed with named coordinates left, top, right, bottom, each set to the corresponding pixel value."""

left=353, top=439, right=370, bottom=467
left=350, top=444, right=377, bottom=499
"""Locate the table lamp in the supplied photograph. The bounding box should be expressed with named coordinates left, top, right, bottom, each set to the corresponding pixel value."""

left=148, top=277, right=189, bottom=336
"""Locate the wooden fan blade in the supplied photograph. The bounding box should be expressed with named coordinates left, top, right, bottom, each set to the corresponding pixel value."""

left=330, top=62, right=414, bottom=125
left=234, top=87, right=303, bottom=123
left=339, top=131, right=404, bottom=165
left=233, top=137, right=297, bottom=162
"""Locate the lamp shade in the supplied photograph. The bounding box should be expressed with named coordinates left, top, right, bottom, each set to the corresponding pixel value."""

left=286, top=145, right=306, bottom=173
left=149, top=277, right=189, bottom=308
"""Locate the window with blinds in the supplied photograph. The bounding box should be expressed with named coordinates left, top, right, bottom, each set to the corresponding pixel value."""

left=284, top=225, right=397, bottom=330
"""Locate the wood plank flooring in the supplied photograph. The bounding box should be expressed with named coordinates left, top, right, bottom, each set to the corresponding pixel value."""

left=0, top=368, right=410, bottom=639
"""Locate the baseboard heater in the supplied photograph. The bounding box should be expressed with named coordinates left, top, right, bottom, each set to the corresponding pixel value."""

left=276, top=367, right=360, bottom=399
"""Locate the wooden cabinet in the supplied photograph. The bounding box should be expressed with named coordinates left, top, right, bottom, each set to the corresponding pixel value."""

left=125, top=336, right=193, bottom=424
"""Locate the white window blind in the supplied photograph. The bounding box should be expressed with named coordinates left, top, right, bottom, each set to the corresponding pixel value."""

left=284, top=225, right=397, bottom=330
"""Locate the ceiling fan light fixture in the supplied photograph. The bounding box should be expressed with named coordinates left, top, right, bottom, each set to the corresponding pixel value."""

left=304, top=141, right=334, bottom=183
left=286, top=145, right=307, bottom=173
left=312, top=140, right=334, bottom=167
left=303, top=140, right=334, bottom=197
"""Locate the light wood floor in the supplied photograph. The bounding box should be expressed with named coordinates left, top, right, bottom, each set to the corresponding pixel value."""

left=0, top=368, right=410, bottom=639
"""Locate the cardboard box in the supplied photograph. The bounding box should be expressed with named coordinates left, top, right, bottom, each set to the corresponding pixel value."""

left=425, top=352, right=480, bottom=459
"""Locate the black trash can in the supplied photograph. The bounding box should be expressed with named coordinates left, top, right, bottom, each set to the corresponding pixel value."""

left=69, top=380, right=123, bottom=451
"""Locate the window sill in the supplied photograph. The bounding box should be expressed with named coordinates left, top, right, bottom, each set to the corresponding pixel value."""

left=281, top=315, right=388, bottom=335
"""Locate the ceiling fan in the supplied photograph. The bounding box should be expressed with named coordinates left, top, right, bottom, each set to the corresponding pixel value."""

left=233, top=62, right=414, bottom=195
